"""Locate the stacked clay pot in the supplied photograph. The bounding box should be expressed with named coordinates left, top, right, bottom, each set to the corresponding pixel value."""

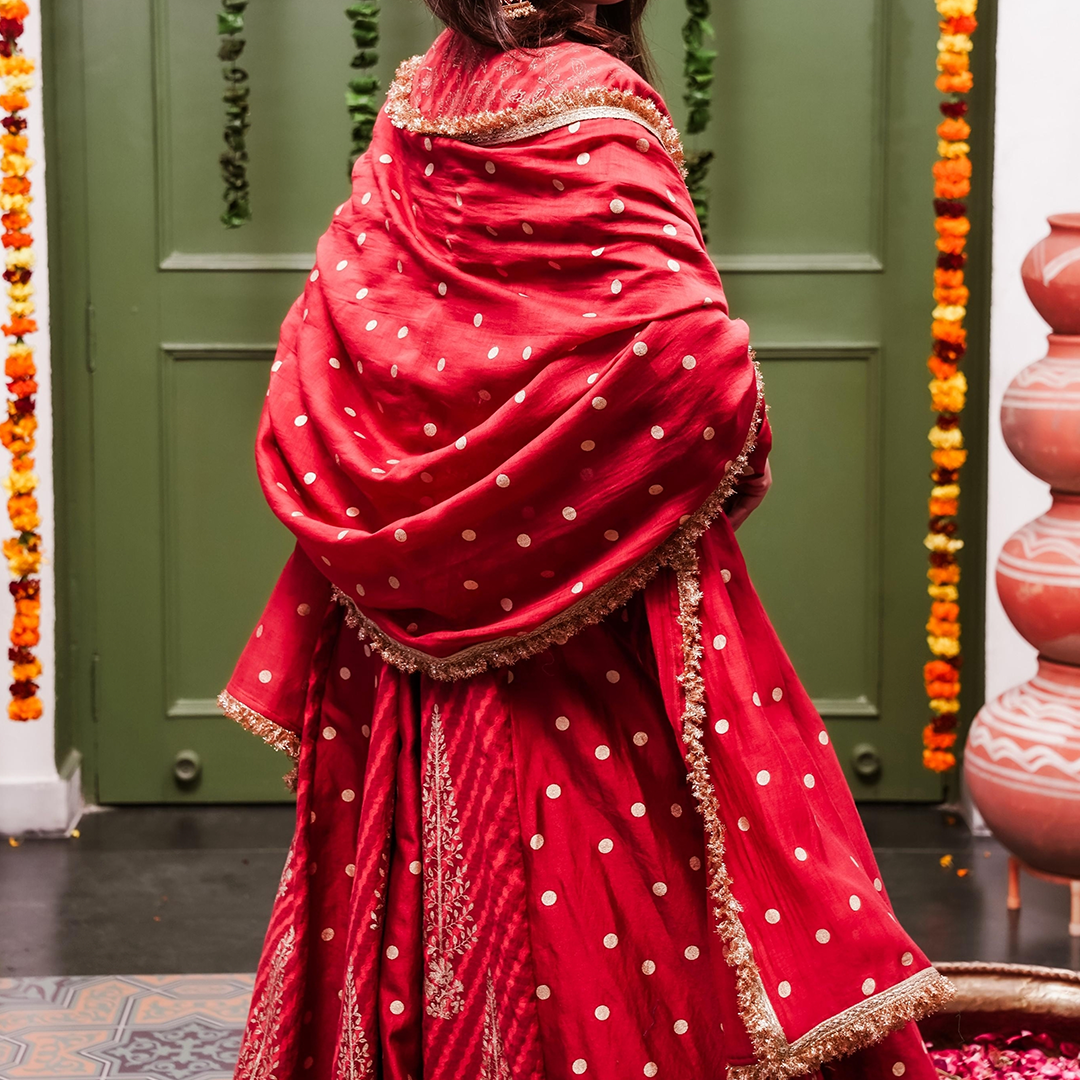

left=965, top=215, right=1080, bottom=878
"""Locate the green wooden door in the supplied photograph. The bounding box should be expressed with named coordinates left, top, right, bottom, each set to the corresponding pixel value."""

left=47, top=0, right=990, bottom=802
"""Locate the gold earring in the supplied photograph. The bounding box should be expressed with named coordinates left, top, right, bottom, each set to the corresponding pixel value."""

left=501, top=0, right=538, bottom=18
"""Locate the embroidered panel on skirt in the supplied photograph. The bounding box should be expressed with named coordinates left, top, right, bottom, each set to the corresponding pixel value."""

left=234, top=582, right=941, bottom=1080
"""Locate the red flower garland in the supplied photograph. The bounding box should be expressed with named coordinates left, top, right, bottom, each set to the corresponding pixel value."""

left=922, top=0, right=977, bottom=772
left=0, top=0, right=42, bottom=722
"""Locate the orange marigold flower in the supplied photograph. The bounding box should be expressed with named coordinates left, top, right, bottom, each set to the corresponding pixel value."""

left=928, top=357, right=958, bottom=380
left=0, top=93, right=29, bottom=114
left=926, top=617, right=961, bottom=637
left=0, top=135, right=27, bottom=154
left=12, top=659, right=40, bottom=681
left=2, top=231, right=32, bottom=249
left=942, top=15, right=977, bottom=34
left=937, top=119, right=972, bottom=141
left=10, top=624, right=39, bottom=647
left=13, top=611, right=39, bottom=633
left=932, top=320, right=967, bottom=344
left=932, top=448, right=968, bottom=469
left=936, top=216, right=971, bottom=238
left=932, top=601, right=960, bottom=621
left=2, top=317, right=38, bottom=336
left=928, top=564, right=961, bottom=586
left=934, top=286, right=970, bottom=306
left=935, top=178, right=971, bottom=200
left=923, top=725, right=959, bottom=751
left=1, top=176, right=30, bottom=195
left=935, top=268, right=965, bottom=288
left=936, top=234, right=967, bottom=255
left=937, top=51, right=970, bottom=75
left=933, top=157, right=973, bottom=181
left=15, top=597, right=38, bottom=617
left=2, top=211, right=30, bottom=231
left=8, top=696, right=42, bottom=721
left=926, top=680, right=961, bottom=698
left=936, top=72, right=974, bottom=94
left=929, top=498, right=959, bottom=516
left=5, top=354, right=34, bottom=378
left=8, top=378, right=37, bottom=397
left=922, top=749, right=957, bottom=773
left=924, top=660, right=960, bottom=683
left=0, top=1, right=31, bottom=18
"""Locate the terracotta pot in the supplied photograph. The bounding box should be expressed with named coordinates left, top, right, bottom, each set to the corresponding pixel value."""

left=1000, top=335, right=1080, bottom=492
left=965, top=657, right=1080, bottom=878
left=997, top=494, right=1080, bottom=663
left=1022, top=213, right=1080, bottom=335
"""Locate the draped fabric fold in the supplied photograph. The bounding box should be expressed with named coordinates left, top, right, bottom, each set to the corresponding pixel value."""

left=223, top=29, right=950, bottom=1080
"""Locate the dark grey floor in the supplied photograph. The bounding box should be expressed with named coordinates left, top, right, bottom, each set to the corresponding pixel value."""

left=1, top=804, right=1078, bottom=977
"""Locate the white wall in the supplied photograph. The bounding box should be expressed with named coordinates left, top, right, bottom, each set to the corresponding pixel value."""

left=0, top=3, right=75, bottom=835
left=985, top=0, right=1080, bottom=701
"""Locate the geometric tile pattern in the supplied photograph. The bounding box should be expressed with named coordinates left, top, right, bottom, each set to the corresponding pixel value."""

left=0, top=976, right=253, bottom=1080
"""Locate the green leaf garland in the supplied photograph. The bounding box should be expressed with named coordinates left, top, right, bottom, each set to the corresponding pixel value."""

left=218, top=0, right=251, bottom=228
left=682, top=0, right=717, bottom=241
left=346, top=2, right=381, bottom=169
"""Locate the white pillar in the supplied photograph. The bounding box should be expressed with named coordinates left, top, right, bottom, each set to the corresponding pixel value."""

left=0, top=1, right=78, bottom=835
left=986, top=0, right=1080, bottom=702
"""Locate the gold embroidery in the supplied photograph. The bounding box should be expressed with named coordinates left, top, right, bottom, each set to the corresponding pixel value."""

left=385, top=53, right=686, bottom=173
left=235, top=926, right=296, bottom=1080
left=276, top=844, right=295, bottom=900
left=336, top=960, right=374, bottom=1080
left=369, top=845, right=390, bottom=932
left=481, top=970, right=512, bottom=1080
left=334, top=359, right=767, bottom=682
left=673, top=553, right=955, bottom=1079
left=422, top=705, right=477, bottom=1019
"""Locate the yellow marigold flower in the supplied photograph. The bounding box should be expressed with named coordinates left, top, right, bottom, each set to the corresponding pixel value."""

left=8, top=300, right=34, bottom=318
left=932, top=304, right=967, bottom=322
left=7, top=282, right=32, bottom=301
left=931, top=387, right=967, bottom=414
left=5, top=248, right=34, bottom=270
left=930, top=698, right=961, bottom=714
left=0, top=193, right=32, bottom=212
left=931, top=484, right=961, bottom=500
left=3, top=73, right=34, bottom=93
left=938, top=33, right=973, bottom=52
left=3, top=470, right=36, bottom=494
left=8, top=342, right=31, bottom=360
left=929, top=426, right=964, bottom=449
left=936, top=0, right=977, bottom=18
left=12, top=659, right=41, bottom=681
left=0, top=57, right=35, bottom=77
left=0, top=153, right=31, bottom=177
left=936, top=52, right=970, bottom=76
left=927, top=634, right=961, bottom=658
left=924, top=533, right=965, bottom=554
left=3, top=541, right=40, bottom=576
left=928, top=584, right=959, bottom=601
left=937, top=140, right=971, bottom=161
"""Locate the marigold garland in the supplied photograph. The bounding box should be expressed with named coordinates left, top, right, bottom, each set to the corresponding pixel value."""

left=922, top=0, right=977, bottom=774
left=0, top=0, right=41, bottom=722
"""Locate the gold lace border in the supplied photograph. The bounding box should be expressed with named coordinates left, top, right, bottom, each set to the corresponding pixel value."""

left=673, top=550, right=954, bottom=1078
left=384, top=53, right=686, bottom=174
left=218, top=690, right=301, bottom=791
left=331, top=358, right=765, bottom=682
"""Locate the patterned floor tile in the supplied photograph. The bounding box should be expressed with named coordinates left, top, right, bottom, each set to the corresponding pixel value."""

left=0, top=976, right=253, bottom=1080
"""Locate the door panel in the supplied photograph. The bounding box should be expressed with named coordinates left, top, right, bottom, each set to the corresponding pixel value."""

left=51, top=0, right=986, bottom=801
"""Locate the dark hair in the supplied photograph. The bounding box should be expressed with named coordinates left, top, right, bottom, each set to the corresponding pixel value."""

left=422, top=0, right=655, bottom=83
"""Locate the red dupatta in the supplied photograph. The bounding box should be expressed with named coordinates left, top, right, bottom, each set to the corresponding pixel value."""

left=222, top=29, right=952, bottom=1080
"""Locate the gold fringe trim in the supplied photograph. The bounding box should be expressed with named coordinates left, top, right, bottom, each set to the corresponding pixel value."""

left=728, top=968, right=956, bottom=1080
left=384, top=53, right=686, bottom=173
left=218, top=690, right=301, bottom=762
left=673, top=549, right=789, bottom=1062
left=673, top=554, right=955, bottom=1078
left=332, top=357, right=766, bottom=682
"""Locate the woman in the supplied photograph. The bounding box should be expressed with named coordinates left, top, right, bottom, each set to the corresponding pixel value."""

left=220, top=2, right=952, bottom=1077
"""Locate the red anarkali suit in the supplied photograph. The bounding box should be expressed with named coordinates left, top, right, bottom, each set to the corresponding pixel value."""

left=220, top=29, right=953, bottom=1080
